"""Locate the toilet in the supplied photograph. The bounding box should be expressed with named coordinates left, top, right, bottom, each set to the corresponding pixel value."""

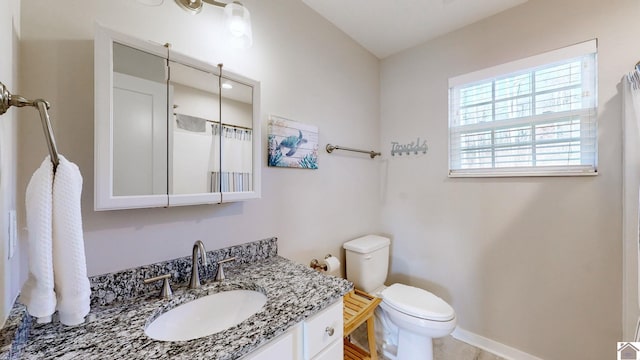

left=343, top=235, right=456, bottom=360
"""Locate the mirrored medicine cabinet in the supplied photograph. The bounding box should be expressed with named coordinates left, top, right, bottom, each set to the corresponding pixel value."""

left=94, top=25, right=261, bottom=210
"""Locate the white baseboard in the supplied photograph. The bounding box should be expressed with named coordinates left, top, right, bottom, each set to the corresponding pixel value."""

left=452, top=327, right=544, bottom=360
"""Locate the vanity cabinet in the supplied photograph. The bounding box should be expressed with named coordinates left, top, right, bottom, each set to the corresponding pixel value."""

left=242, top=299, right=343, bottom=360
left=310, top=341, right=343, bottom=360
left=242, top=325, right=300, bottom=360
left=303, top=300, right=343, bottom=359
left=94, top=25, right=261, bottom=210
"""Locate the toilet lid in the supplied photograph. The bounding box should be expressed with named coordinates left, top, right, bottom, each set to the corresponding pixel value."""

left=381, top=283, right=455, bottom=321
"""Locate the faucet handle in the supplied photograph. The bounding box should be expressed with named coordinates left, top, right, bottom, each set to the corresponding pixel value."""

left=215, top=257, right=237, bottom=281
left=144, top=273, right=173, bottom=300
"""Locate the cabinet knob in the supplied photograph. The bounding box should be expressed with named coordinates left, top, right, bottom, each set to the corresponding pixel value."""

left=325, top=326, right=335, bottom=336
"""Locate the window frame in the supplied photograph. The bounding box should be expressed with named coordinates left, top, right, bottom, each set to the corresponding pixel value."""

left=448, top=40, right=598, bottom=178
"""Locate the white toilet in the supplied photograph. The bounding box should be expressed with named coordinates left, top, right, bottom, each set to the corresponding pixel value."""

left=343, top=235, right=456, bottom=360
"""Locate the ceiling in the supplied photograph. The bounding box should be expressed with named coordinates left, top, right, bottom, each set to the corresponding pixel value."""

left=301, top=0, right=528, bottom=59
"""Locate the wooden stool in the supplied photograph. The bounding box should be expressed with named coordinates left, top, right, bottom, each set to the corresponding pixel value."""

left=343, top=289, right=382, bottom=360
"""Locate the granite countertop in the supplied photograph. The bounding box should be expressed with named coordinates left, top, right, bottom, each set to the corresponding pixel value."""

left=10, top=255, right=352, bottom=360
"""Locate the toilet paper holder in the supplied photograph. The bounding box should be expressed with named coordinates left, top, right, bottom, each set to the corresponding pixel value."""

left=310, top=254, right=333, bottom=271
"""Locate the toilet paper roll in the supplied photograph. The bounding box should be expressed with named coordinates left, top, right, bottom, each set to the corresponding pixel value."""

left=322, top=256, right=340, bottom=272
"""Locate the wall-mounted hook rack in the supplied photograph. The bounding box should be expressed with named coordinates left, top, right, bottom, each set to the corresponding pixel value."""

left=390, top=138, right=428, bottom=157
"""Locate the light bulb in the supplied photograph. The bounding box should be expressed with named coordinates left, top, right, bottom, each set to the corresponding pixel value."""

left=224, top=2, right=253, bottom=48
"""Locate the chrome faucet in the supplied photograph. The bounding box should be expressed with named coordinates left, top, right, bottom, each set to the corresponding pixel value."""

left=189, top=240, right=208, bottom=289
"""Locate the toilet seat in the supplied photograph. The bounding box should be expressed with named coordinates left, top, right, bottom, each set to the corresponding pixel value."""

left=380, top=283, right=455, bottom=322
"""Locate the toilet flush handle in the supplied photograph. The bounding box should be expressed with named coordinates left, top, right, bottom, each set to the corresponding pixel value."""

left=364, top=255, right=372, bottom=260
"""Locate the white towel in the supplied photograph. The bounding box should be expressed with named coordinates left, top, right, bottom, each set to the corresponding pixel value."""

left=22, top=156, right=56, bottom=323
left=52, top=155, right=90, bottom=326
left=22, top=155, right=91, bottom=326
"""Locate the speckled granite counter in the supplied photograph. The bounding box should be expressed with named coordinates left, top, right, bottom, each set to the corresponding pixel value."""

left=0, top=304, right=30, bottom=360
left=0, top=238, right=353, bottom=360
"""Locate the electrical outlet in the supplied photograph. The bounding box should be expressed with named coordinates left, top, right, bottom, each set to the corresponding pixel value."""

left=8, top=210, right=16, bottom=259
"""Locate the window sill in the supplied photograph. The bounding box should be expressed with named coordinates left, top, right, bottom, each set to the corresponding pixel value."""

left=448, top=168, right=598, bottom=178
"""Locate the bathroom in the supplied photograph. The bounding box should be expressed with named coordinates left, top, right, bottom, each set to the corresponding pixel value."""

left=0, top=0, right=630, bottom=359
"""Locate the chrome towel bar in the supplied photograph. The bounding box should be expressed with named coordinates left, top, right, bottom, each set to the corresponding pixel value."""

left=0, top=81, right=60, bottom=171
left=326, top=143, right=381, bottom=159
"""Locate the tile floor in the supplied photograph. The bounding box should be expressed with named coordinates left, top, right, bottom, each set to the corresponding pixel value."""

left=433, top=336, right=506, bottom=360
left=349, top=323, right=506, bottom=360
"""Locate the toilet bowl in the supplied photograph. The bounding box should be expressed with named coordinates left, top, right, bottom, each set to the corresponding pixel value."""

left=343, top=235, right=456, bottom=360
left=376, top=284, right=456, bottom=360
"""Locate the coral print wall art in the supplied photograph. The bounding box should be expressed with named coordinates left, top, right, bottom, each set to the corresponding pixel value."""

left=268, top=115, right=319, bottom=169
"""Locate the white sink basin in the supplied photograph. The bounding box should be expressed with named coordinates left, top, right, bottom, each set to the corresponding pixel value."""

left=145, top=289, right=267, bottom=341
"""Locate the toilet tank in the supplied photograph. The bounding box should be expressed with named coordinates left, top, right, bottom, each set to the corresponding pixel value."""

left=343, top=235, right=391, bottom=293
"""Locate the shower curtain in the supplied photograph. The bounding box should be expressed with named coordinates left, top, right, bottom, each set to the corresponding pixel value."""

left=210, top=123, right=253, bottom=192
left=208, top=122, right=221, bottom=191
left=174, top=114, right=213, bottom=194
left=623, top=70, right=640, bottom=341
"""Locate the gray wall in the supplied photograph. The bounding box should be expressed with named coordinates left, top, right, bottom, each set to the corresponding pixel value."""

left=8, top=0, right=633, bottom=358
left=18, top=0, right=380, bottom=278
left=379, top=0, right=633, bottom=358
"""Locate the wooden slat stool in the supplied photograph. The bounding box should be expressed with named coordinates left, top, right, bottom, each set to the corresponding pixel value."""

left=343, top=289, right=382, bottom=360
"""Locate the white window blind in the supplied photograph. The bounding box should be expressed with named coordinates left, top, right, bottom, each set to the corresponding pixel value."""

left=448, top=40, right=597, bottom=177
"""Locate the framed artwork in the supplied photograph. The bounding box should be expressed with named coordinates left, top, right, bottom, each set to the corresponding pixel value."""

left=268, top=115, right=319, bottom=169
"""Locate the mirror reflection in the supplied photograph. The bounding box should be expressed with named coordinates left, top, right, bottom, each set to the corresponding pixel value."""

left=112, top=42, right=168, bottom=197
left=102, top=28, right=259, bottom=210
left=168, top=61, right=221, bottom=195
left=220, top=77, right=254, bottom=193
left=167, top=62, right=255, bottom=196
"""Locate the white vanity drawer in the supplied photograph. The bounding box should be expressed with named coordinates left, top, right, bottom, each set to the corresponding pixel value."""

left=311, top=337, right=343, bottom=360
left=242, top=326, right=298, bottom=360
left=303, top=299, right=343, bottom=359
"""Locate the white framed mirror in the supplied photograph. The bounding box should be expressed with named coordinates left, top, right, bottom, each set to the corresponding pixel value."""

left=94, top=25, right=261, bottom=211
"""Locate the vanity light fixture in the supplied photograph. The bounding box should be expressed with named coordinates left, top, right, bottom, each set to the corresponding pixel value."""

left=175, top=0, right=253, bottom=48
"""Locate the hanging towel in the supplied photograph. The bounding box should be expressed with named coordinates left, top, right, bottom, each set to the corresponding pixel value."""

left=22, top=155, right=91, bottom=326
left=22, top=156, right=56, bottom=323
left=175, top=113, right=207, bottom=132
left=52, top=155, right=90, bottom=326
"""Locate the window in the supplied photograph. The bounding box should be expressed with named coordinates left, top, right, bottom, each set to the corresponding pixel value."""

left=448, top=40, right=597, bottom=177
